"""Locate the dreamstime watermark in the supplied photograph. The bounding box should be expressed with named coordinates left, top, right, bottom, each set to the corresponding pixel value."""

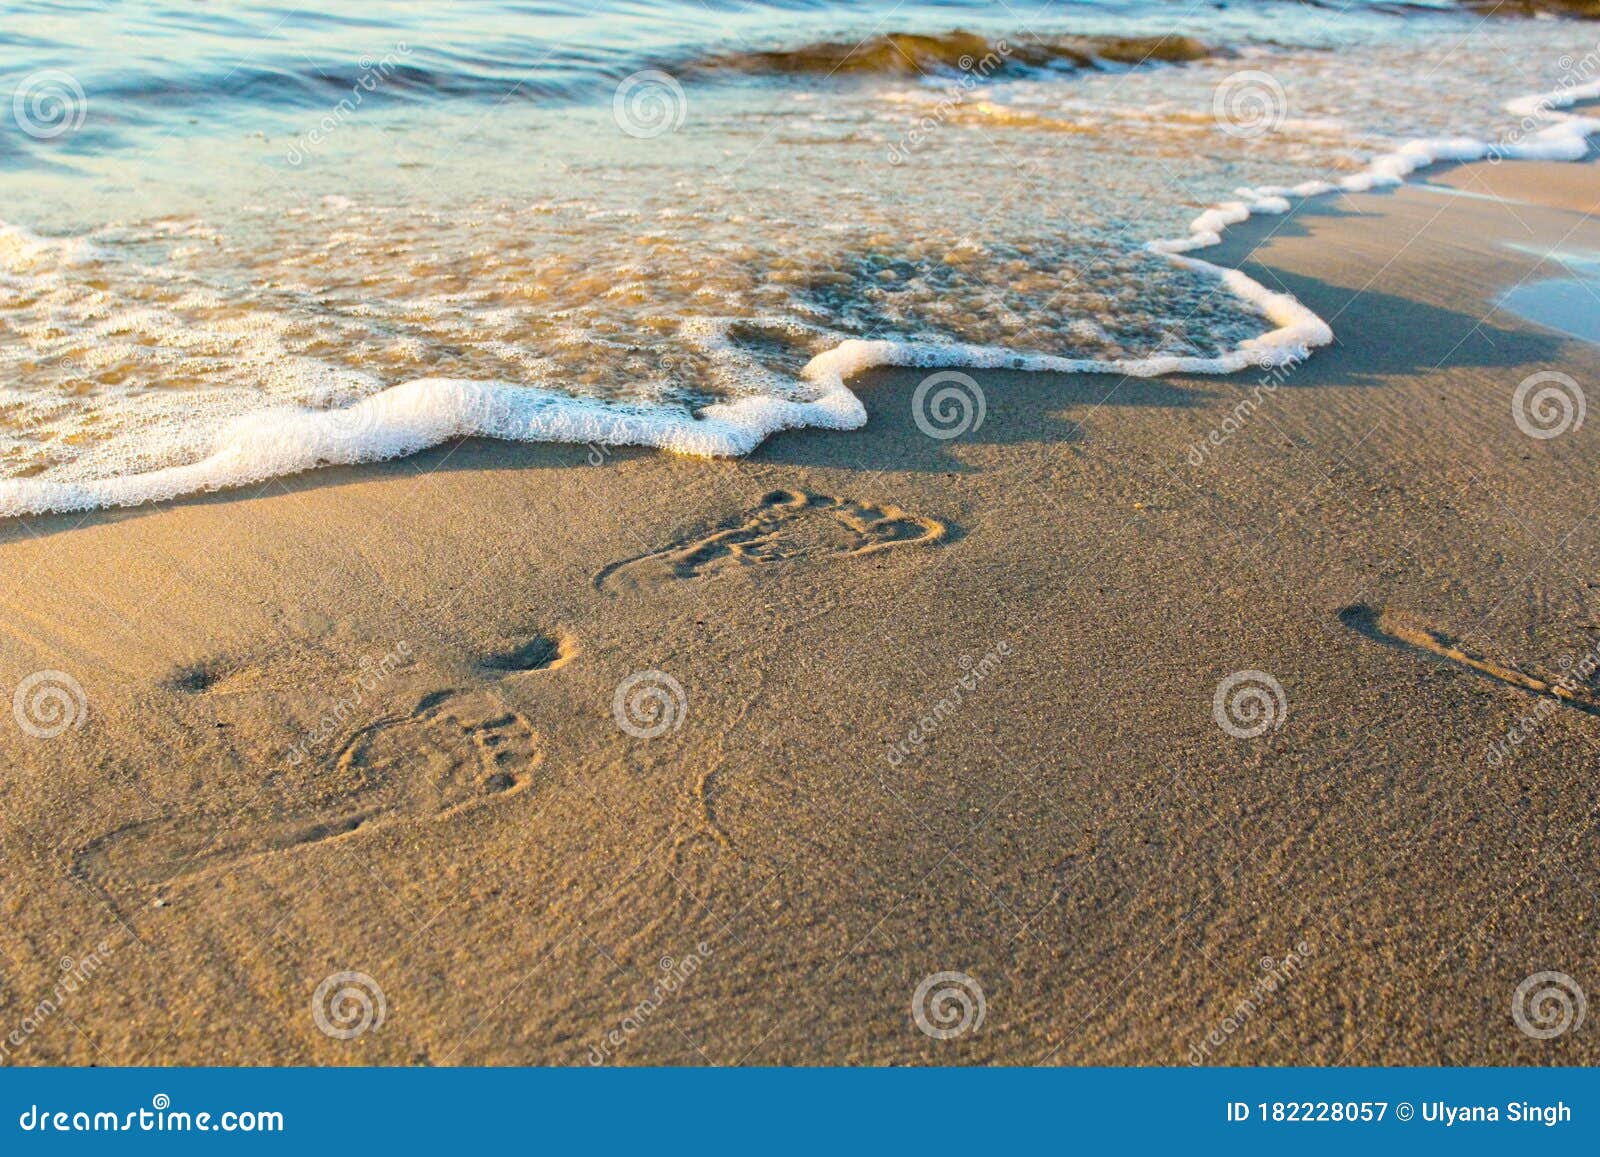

left=612, top=669, right=688, bottom=738
left=912, top=370, right=986, bottom=440
left=885, top=40, right=1012, bottom=164
left=1488, top=43, right=1600, bottom=163
left=0, top=940, right=115, bottom=1065
left=884, top=640, right=1012, bottom=765
left=585, top=941, right=715, bottom=1063
left=1512, top=370, right=1585, bottom=440
left=320, top=398, right=379, bottom=445
left=462, top=393, right=652, bottom=461
left=12, top=669, right=88, bottom=739
left=17, top=1095, right=283, bottom=1134
left=286, top=43, right=412, bottom=165
left=11, top=70, right=87, bottom=140
left=1212, top=69, right=1287, bottom=139
left=911, top=971, right=986, bottom=1040
left=585, top=413, right=644, bottom=465
left=612, top=70, right=686, bottom=138
left=1186, top=361, right=1295, bottom=466
left=1212, top=670, right=1287, bottom=738
left=1512, top=971, right=1585, bottom=1041
left=1484, top=637, right=1600, bottom=767
left=1187, top=940, right=1313, bottom=1064
left=311, top=970, right=386, bottom=1040
left=284, top=640, right=413, bottom=766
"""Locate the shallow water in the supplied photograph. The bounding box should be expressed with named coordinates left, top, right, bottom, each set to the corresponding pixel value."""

left=1500, top=249, right=1600, bottom=345
left=2, top=1, right=1598, bottom=513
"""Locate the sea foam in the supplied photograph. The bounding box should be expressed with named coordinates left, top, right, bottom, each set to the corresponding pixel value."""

left=1, top=77, right=1597, bottom=518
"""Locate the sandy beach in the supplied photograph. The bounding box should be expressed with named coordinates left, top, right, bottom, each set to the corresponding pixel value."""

left=1, top=156, right=1598, bottom=1066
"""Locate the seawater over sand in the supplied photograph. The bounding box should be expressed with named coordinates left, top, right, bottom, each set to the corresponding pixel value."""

left=1499, top=247, right=1600, bottom=345
left=2, top=0, right=1599, bottom=514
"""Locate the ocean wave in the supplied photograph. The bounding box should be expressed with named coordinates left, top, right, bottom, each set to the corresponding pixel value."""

left=14, top=1, right=1592, bottom=129
left=4, top=0, right=1599, bottom=518
left=72, top=29, right=1220, bottom=119
left=4, top=67, right=1597, bottom=518
left=685, top=31, right=1218, bottom=78
left=1465, top=1, right=1600, bottom=16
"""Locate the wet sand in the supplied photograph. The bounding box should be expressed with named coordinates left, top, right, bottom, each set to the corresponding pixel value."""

left=1, top=158, right=1597, bottom=1065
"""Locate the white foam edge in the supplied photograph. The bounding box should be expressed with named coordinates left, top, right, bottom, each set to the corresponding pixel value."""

left=4, top=78, right=1598, bottom=518
left=0, top=220, right=100, bottom=265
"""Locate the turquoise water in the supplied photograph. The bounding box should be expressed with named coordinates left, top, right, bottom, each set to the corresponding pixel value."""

left=0, top=2, right=1483, bottom=136
left=1, top=1, right=1596, bottom=513
left=1501, top=249, right=1600, bottom=345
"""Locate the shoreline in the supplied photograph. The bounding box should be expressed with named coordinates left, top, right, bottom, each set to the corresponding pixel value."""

left=4, top=79, right=1598, bottom=520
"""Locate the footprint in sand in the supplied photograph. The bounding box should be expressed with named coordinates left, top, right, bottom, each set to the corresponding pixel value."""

left=478, top=629, right=577, bottom=676
left=77, top=691, right=544, bottom=888
left=595, top=488, right=947, bottom=593
left=164, top=657, right=274, bottom=696
left=1339, top=603, right=1600, bottom=717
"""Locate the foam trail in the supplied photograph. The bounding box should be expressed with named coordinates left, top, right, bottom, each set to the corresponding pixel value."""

left=3, top=79, right=1598, bottom=519
left=1156, top=78, right=1600, bottom=255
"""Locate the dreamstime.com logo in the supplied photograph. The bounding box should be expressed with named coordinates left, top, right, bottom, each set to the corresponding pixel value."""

left=285, top=44, right=412, bottom=165
left=11, top=69, right=87, bottom=139
left=1186, top=361, right=1296, bottom=467
left=585, top=941, right=715, bottom=1064
left=320, top=398, right=380, bottom=445
left=1512, top=971, right=1586, bottom=1041
left=1513, top=371, right=1585, bottom=440
left=911, top=971, right=986, bottom=1040
left=12, top=670, right=88, bottom=739
left=1212, top=670, right=1286, bottom=739
left=612, top=669, right=688, bottom=738
left=1212, top=70, right=1287, bottom=139
left=17, top=1095, right=283, bottom=1134
left=884, top=640, right=1012, bottom=766
left=1188, top=941, right=1314, bottom=1065
left=311, top=970, right=386, bottom=1041
left=613, top=70, right=686, bottom=138
left=1484, top=635, right=1600, bottom=767
left=886, top=39, right=1013, bottom=163
left=1, top=940, right=115, bottom=1065
left=284, top=640, right=412, bottom=766
left=912, top=370, right=986, bottom=440
left=585, top=414, right=644, bottom=466
left=1487, top=43, right=1600, bottom=163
